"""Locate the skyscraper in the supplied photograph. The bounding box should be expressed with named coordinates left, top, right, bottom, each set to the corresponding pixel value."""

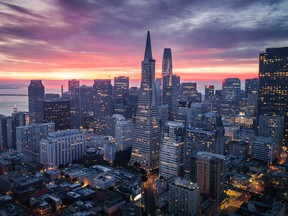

left=159, top=121, right=184, bottom=179
left=114, top=76, right=129, bottom=117
left=43, top=99, right=71, bottom=131
left=181, top=82, right=200, bottom=103
left=16, top=123, right=55, bottom=158
left=130, top=31, right=161, bottom=171
left=74, top=85, right=94, bottom=128
left=162, top=48, right=172, bottom=77
left=190, top=151, right=225, bottom=210
left=68, top=79, right=80, bottom=94
left=93, top=79, right=113, bottom=135
left=205, top=85, right=214, bottom=100
left=28, top=80, right=44, bottom=123
left=68, top=80, right=80, bottom=129
left=115, top=118, right=134, bottom=151
left=258, top=47, right=288, bottom=146
left=127, top=87, right=139, bottom=120
left=184, top=112, right=225, bottom=176
left=0, top=115, right=14, bottom=149
left=245, top=78, right=258, bottom=98
left=162, top=74, right=181, bottom=120
left=222, top=78, right=241, bottom=102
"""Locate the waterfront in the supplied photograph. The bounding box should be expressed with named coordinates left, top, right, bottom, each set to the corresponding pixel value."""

left=0, top=79, right=234, bottom=116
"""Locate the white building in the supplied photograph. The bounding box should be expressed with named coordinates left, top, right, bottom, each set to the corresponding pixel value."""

left=159, top=121, right=184, bottom=179
left=169, top=177, right=200, bottom=216
left=103, top=137, right=117, bottom=165
left=16, top=123, right=55, bottom=156
left=40, top=129, right=85, bottom=168
left=250, top=137, right=280, bottom=162
left=115, top=119, right=134, bottom=151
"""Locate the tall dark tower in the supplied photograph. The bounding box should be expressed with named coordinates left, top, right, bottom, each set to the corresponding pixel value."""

left=28, top=80, right=44, bottom=123
left=43, top=99, right=71, bottom=131
left=130, top=31, right=161, bottom=171
left=114, top=76, right=129, bottom=117
left=258, top=47, right=288, bottom=146
left=162, top=48, right=180, bottom=120
left=162, top=48, right=172, bottom=77
left=93, top=79, right=113, bottom=135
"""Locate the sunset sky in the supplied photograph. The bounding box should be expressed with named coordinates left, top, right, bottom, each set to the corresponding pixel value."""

left=0, top=0, right=288, bottom=82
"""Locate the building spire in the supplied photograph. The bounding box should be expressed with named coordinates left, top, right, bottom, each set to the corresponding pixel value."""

left=144, top=31, right=153, bottom=60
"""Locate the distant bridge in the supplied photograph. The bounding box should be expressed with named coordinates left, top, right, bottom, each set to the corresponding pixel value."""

left=0, top=94, right=28, bottom=96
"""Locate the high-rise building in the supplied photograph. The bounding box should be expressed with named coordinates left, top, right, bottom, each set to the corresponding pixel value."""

left=16, top=123, right=55, bottom=158
left=184, top=112, right=225, bottom=176
left=43, top=99, right=71, bottom=131
left=181, top=82, right=199, bottom=102
left=28, top=80, right=45, bottom=123
left=68, top=79, right=80, bottom=94
left=130, top=31, right=161, bottom=171
left=74, top=85, right=94, bottom=128
left=158, top=104, right=169, bottom=128
left=162, top=48, right=172, bottom=77
left=114, top=76, right=129, bottom=117
left=159, top=122, right=184, bottom=179
left=205, top=85, right=214, bottom=100
left=258, top=115, right=284, bottom=141
left=115, top=118, right=134, bottom=151
left=93, top=79, right=113, bottom=135
left=169, top=177, right=200, bottom=216
left=245, top=78, right=258, bottom=98
left=161, top=48, right=180, bottom=119
left=105, top=114, right=125, bottom=137
left=222, top=78, right=241, bottom=102
left=162, top=74, right=180, bottom=120
left=190, top=151, right=225, bottom=209
left=127, top=87, right=139, bottom=120
left=258, top=47, right=288, bottom=146
left=228, top=141, right=250, bottom=159
left=155, top=78, right=162, bottom=105
left=40, top=129, right=85, bottom=168
left=0, top=115, right=14, bottom=149
left=103, top=137, right=117, bottom=165
left=247, top=93, right=258, bottom=116
left=68, top=80, right=80, bottom=129
left=12, top=112, right=29, bottom=127
left=12, top=111, right=29, bottom=146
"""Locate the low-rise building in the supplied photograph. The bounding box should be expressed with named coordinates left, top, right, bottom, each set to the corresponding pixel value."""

left=250, top=137, right=280, bottom=162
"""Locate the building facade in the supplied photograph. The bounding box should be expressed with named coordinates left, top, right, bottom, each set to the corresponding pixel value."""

left=159, top=121, right=184, bottom=179
left=222, top=78, right=241, bottom=102
left=130, top=31, right=161, bottom=171
left=93, top=79, right=113, bottom=135
left=28, top=80, right=45, bottom=124
left=169, top=177, right=200, bottom=216
left=205, top=85, right=215, bottom=100
left=43, top=99, right=71, bottom=131
left=184, top=112, right=225, bottom=175
left=40, top=129, right=85, bottom=168
left=16, top=123, right=55, bottom=157
left=250, top=137, right=280, bottom=162
left=114, top=76, right=129, bottom=117
left=190, top=151, right=225, bottom=210
left=258, top=47, right=288, bottom=146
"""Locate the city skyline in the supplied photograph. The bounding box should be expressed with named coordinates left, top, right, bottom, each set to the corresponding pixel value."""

left=1, top=0, right=288, bottom=82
